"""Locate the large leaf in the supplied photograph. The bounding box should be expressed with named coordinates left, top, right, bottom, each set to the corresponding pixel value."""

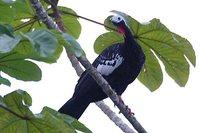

left=20, top=29, right=62, bottom=63
left=135, top=18, right=190, bottom=87
left=58, top=6, right=82, bottom=39
left=0, top=34, right=21, bottom=53
left=0, top=52, right=42, bottom=81
left=41, top=107, right=92, bottom=133
left=94, top=11, right=196, bottom=91
left=61, top=32, right=85, bottom=57
left=94, top=32, right=124, bottom=54
left=0, top=90, right=91, bottom=133
left=137, top=44, right=163, bottom=91
left=0, top=24, right=22, bottom=53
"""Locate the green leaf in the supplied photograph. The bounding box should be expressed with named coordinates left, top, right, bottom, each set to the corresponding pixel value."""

left=20, top=29, right=60, bottom=62
left=0, top=35, right=21, bottom=53
left=0, top=75, right=11, bottom=86
left=0, top=52, right=42, bottom=81
left=137, top=44, right=163, bottom=91
left=0, top=0, right=36, bottom=33
left=94, top=11, right=196, bottom=91
left=41, top=107, right=76, bottom=133
left=0, top=2, right=15, bottom=24
left=94, top=32, right=124, bottom=54
left=0, top=24, right=14, bottom=37
left=0, top=90, right=91, bottom=133
left=0, top=0, right=33, bottom=24
left=0, top=24, right=21, bottom=53
left=15, top=39, right=63, bottom=63
left=1, top=89, right=33, bottom=118
left=171, top=33, right=196, bottom=67
left=41, top=107, right=92, bottom=133
left=58, top=6, right=82, bottom=39
left=136, top=18, right=190, bottom=87
left=0, top=95, right=3, bottom=104
left=11, top=0, right=33, bottom=16
left=62, top=32, right=85, bottom=57
left=68, top=117, right=92, bottom=133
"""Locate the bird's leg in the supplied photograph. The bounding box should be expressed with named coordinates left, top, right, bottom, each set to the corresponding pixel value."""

left=116, top=95, right=135, bottom=115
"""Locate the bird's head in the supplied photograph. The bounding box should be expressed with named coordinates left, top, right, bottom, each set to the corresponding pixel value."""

left=110, top=15, right=127, bottom=35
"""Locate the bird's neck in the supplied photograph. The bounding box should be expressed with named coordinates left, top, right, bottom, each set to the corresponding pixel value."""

left=121, top=25, right=145, bottom=61
left=122, top=26, right=139, bottom=47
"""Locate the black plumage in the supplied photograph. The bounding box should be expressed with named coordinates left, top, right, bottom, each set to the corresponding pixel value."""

left=59, top=15, right=145, bottom=119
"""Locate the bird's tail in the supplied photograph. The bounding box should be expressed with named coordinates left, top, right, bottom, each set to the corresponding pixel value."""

left=58, top=98, right=90, bottom=119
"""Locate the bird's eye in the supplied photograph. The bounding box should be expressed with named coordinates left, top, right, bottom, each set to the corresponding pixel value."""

left=118, top=17, right=121, bottom=20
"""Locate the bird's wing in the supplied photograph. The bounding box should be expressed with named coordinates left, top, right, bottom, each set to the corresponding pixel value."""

left=93, top=43, right=124, bottom=76
left=72, top=43, right=124, bottom=100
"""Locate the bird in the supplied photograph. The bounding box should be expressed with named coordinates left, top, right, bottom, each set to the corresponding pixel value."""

left=58, top=15, right=145, bottom=119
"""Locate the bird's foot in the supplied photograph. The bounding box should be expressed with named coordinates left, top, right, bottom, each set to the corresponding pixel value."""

left=115, top=96, right=135, bottom=116
left=123, top=105, right=135, bottom=116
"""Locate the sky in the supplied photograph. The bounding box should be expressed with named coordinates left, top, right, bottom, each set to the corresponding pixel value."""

left=1, top=0, right=200, bottom=133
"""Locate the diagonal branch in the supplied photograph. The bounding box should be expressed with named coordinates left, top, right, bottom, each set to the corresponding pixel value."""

left=78, top=56, right=146, bottom=133
left=30, top=0, right=58, bottom=30
left=29, top=0, right=146, bottom=132
left=96, top=101, right=136, bottom=133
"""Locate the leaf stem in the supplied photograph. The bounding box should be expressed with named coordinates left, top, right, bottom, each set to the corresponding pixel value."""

left=58, top=10, right=117, bottom=32
left=14, top=18, right=38, bottom=32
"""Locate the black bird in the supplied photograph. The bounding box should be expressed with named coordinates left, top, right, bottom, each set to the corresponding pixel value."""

left=59, top=15, right=145, bottom=119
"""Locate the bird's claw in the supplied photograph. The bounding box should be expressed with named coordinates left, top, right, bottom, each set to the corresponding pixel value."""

left=118, top=105, right=135, bottom=116
left=114, top=95, right=135, bottom=116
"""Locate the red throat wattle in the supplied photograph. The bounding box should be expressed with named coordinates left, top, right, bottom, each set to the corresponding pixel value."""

left=117, top=26, right=125, bottom=36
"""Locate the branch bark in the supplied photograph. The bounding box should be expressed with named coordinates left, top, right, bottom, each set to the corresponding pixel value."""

left=96, top=101, right=135, bottom=133
left=29, top=0, right=146, bottom=132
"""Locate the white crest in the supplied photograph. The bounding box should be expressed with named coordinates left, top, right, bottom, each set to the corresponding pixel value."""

left=97, top=54, right=124, bottom=76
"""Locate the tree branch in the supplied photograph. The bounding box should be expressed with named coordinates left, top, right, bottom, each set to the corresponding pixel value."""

left=29, top=0, right=146, bottom=132
left=78, top=56, right=147, bottom=133
left=96, top=101, right=136, bottom=133
left=30, top=0, right=58, bottom=30
left=48, top=0, right=85, bottom=76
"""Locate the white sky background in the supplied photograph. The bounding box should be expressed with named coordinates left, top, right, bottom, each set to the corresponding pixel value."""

left=1, top=0, right=200, bottom=133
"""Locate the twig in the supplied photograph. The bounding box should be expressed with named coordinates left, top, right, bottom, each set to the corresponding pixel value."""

left=14, top=18, right=38, bottom=31
left=58, top=10, right=117, bottom=32
left=29, top=0, right=147, bottom=132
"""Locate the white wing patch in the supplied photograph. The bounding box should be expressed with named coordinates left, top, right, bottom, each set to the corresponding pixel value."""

left=97, top=54, right=124, bottom=76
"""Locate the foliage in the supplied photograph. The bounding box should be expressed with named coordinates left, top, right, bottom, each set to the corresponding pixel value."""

left=0, top=90, right=92, bottom=133
left=0, top=0, right=196, bottom=132
left=0, top=0, right=84, bottom=86
left=0, top=0, right=88, bottom=132
left=94, top=11, right=196, bottom=91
